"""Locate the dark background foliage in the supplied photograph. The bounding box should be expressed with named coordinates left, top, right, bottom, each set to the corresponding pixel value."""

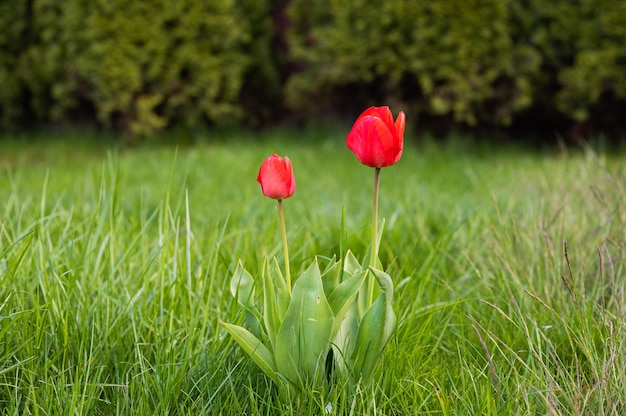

left=1, top=0, right=625, bottom=141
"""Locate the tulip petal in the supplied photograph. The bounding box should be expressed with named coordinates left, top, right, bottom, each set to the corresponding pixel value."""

left=395, top=111, right=406, bottom=142
left=257, top=154, right=296, bottom=199
left=358, top=106, right=394, bottom=132
left=347, top=115, right=400, bottom=168
left=282, top=157, right=296, bottom=196
left=391, top=111, right=405, bottom=164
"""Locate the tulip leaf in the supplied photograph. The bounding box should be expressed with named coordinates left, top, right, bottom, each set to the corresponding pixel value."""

left=321, top=255, right=338, bottom=274
left=357, top=219, right=386, bottom=317
left=357, top=276, right=372, bottom=319
left=321, top=256, right=342, bottom=295
left=361, top=219, right=385, bottom=270
left=244, top=309, right=264, bottom=340
left=350, top=267, right=396, bottom=381
left=262, top=257, right=291, bottom=348
left=328, top=269, right=368, bottom=338
left=269, top=257, right=290, bottom=316
left=342, top=250, right=362, bottom=277
left=275, top=259, right=334, bottom=388
left=220, top=321, right=278, bottom=383
left=331, top=301, right=360, bottom=377
left=230, top=260, right=256, bottom=310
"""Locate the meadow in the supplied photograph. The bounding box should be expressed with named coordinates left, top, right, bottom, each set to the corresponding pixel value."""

left=1, top=128, right=625, bottom=415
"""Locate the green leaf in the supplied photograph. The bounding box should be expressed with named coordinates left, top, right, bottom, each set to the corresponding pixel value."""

left=230, top=260, right=255, bottom=309
left=274, top=259, right=335, bottom=389
left=269, top=257, right=290, bottom=315
left=220, top=321, right=278, bottom=383
left=321, top=256, right=342, bottom=295
left=2, top=224, right=38, bottom=281
left=356, top=220, right=386, bottom=317
left=320, top=255, right=338, bottom=274
left=327, top=270, right=368, bottom=338
left=262, top=258, right=286, bottom=347
left=332, top=303, right=360, bottom=377
left=244, top=309, right=264, bottom=340
left=350, top=267, right=396, bottom=381
left=229, top=261, right=263, bottom=338
left=342, top=250, right=362, bottom=277
left=361, top=219, right=385, bottom=270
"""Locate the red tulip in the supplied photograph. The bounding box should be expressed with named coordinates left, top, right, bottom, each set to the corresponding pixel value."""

left=346, top=106, right=405, bottom=168
left=257, top=154, right=296, bottom=200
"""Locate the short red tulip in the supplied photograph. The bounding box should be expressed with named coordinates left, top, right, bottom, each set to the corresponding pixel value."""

left=346, top=106, right=405, bottom=168
left=257, top=154, right=296, bottom=200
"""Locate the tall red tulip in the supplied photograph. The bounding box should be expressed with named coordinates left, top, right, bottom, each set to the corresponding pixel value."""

left=257, top=153, right=296, bottom=290
left=346, top=106, right=405, bottom=168
left=257, top=154, right=296, bottom=200
left=347, top=106, right=405, bottom=306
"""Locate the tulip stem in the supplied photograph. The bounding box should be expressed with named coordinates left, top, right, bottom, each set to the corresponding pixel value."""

left=368, top=167, right=381, bottom=305
left=278, top=199, right=291, bottom=292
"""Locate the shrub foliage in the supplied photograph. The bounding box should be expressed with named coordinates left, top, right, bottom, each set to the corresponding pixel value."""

left=1, top=0, right=253, bottom=136
left=0, top=0, right=625, bottom=137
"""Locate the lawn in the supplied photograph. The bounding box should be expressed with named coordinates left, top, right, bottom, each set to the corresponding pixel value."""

left=1, top=128, right=625, bottom=415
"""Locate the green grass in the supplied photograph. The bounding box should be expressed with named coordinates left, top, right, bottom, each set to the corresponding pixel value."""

left=1, top=128, right=625, bottom=415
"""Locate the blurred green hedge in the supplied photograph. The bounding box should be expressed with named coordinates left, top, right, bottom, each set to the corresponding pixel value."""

left=0, top=0, right=267, bottom=136
left=1, top=0, right=625, bottom=138
left=286, top=0, right=626, bottom=135
left=286, top=0, right=531, bottom=126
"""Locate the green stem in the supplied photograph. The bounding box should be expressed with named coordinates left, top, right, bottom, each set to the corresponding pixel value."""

left=278, top=199, right=291, bottom=292
left=368, top=167, right=381, bottom=305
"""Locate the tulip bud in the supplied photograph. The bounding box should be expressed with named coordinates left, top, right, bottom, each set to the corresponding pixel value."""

left=257, top=154, right=296, bottom=200
left=346, top=106, right=405, bottom=168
